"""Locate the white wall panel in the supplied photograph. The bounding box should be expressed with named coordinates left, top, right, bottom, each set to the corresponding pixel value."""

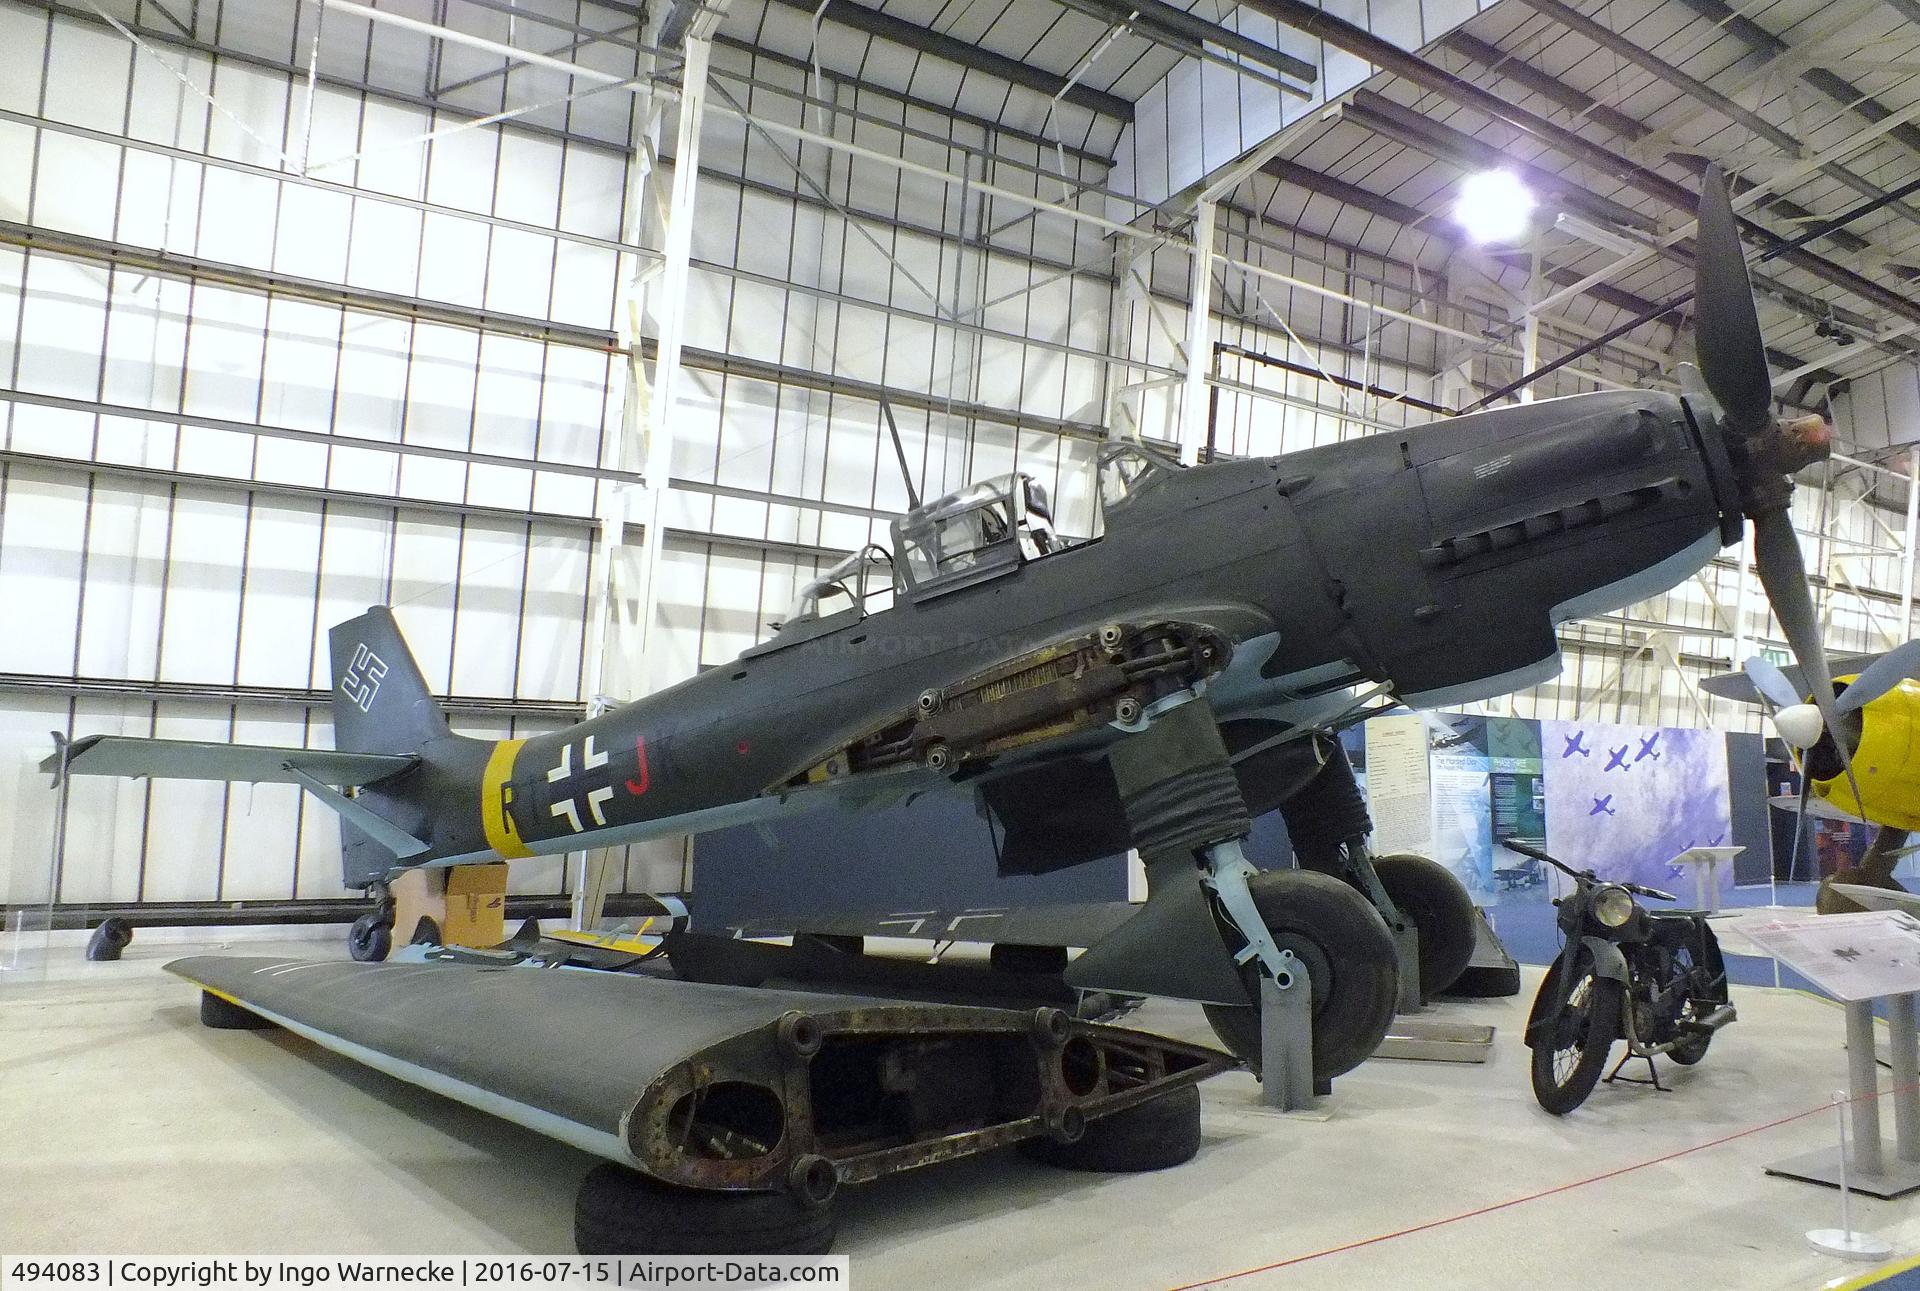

left=0, top=693, right=65, bottom=907
left=155, top=489, right=247, bottom=684
left=140, top=706, right=233, bottom=901
left=14, top=254, right=107, bottom=401
left=449, top=520, right=529, bottom=697
left=308, top=505, right=395, bottom=688
left=235, top=499, right=324, bottom=688
left=218, top=708, right=309, bottom=899
left=74, top=479, right=169, bottom=680
left=0, top=464, right=86, bottom=675
left=55, top=697, right=152, bottom=904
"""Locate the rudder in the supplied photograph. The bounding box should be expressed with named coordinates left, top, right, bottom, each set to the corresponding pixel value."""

left=329, top=607, right=451, bottom=755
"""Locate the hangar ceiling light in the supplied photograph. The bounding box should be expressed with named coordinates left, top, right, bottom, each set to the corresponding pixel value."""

left=1452, top=170, right=1535, bottom=245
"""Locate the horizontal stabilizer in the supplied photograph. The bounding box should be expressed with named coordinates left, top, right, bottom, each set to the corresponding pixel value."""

left=45, top=734, right=416, bottom=787
left=1698, top=652, right=1888, bottom=704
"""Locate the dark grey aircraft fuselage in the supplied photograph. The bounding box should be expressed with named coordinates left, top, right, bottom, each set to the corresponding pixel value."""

left=346, top=386, right=1741, bottom=887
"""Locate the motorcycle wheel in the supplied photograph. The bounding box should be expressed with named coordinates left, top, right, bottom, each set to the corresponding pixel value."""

left=1530, top=956, right=1622, bottom=1115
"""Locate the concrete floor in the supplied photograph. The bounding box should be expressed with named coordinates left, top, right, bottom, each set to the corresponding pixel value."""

left=5, top=930, right=1920, bottom=1289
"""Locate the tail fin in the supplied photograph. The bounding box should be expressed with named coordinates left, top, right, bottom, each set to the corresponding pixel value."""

left=330, top=608, right=457, bottom=891
left=329, top=607, right=451, bottom=755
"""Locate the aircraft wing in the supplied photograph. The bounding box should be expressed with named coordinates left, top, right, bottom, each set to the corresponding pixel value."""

left=732, top=900, right=1139, bottom=949
left=1769, top=792, right=1859, bottom=822
left=44, top=734, right=417, bottom=787
left=1698, top=652, right=1889, bottom=704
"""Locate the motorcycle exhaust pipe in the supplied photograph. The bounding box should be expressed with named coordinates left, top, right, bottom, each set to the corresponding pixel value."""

left=1689, top=1003, right=1737, bottom=1032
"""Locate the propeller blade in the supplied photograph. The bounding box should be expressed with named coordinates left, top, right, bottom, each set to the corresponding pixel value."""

left=1744, top=656, right=1801, bottom=711
left=1694, top=166, right=1774, bottom=435
left=1751, top=508, right=1866, bottom=813
left=1836, top=640, right=1920, bottom=715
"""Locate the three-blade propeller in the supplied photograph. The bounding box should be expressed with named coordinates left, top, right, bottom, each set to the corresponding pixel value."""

left=1693, top=166, right=1855, bottom=809
left=1745, top=642, right=1920, bottom=752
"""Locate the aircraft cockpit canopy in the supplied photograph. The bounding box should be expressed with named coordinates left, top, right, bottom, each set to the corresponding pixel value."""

left=742, top=544, right=892, bottom=657
left=1096, top=442, right=1180, bottom=515
left=783, top=545, right=892, bottom=627
left=891, top=472, right=1057, bottom=601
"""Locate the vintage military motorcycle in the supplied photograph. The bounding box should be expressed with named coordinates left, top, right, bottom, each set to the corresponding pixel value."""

left=1508, top=841, right=1736, bottom=1114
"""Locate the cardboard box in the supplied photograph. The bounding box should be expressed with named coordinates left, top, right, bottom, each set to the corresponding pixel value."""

left=392, top=863, right=509, bottom=948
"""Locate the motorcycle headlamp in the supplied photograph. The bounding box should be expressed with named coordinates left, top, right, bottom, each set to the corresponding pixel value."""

left=1593, top=885, right=1636, bottom=928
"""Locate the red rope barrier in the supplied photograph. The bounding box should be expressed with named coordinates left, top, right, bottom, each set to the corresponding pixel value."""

left=1168, top=1079, right=1920, bottom=1290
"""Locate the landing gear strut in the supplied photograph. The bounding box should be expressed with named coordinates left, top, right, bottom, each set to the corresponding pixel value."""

left=1064, top=695, right=1400, bottom=1082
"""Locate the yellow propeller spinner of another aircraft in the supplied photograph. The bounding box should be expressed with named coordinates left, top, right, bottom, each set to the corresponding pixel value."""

left=1702, top=643, right=1920, bottom=913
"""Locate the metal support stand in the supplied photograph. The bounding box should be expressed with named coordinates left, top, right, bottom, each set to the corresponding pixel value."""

left=1260, top=956, right=1317, bottom=1112
left=1372, top=916, right=1499, bottom=1064
left=1769, top=995, right=1920, bottom=1198
left=1808, top=1091, right=1895, bottom=1261
left=1394, top=924, right=1423, bottom=1014
left=1891, top=993, right=1920, bottom=1164
left=1604, top=1051, right=1668, bottom=1091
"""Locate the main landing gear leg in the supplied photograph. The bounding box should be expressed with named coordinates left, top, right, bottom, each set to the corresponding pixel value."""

left=1063, top=694, right=1399, bottom=1084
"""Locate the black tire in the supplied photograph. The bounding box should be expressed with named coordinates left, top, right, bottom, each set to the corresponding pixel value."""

left=199, top=991, right=275, bottom=1030
left=1018, top=1083, right=1202, bottom=1172
left=1374, top=853, right=1478, bottom=999
left=1201, top=869, right=1399, bottom=1083
left=574, top=1166, right=836, bottom=1255
left=86, top=917, right=134, bottom=962
left=348, top=912, right=393, bottom=963
left=1529, top=958, right=1622, bottom=1115
left=409, top=915, right=443, bottom=947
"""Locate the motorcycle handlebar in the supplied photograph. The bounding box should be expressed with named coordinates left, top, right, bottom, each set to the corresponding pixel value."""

left=1500, top=840, right=1677, bottom=902
left=1499, top=839, right=1585, bottom=879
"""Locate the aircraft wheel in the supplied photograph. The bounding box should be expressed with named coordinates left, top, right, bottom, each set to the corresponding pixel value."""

left=1373, top=853, right=1477, bottom=999
left=199, top=991, right=274, bottom=1030
left=348, top=912, right=393, bottom=963
left=86, top=916, right=134, bottom=962
left=1201, top=869, right=1398, bottom=1082
left=574, top=1166, right=837, bottom=1255
left=1017, top=1083, right=1201, bottom=1172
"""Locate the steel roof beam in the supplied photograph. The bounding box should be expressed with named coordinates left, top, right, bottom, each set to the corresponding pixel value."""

left=1056, top=0, right=1316, bottom=83
left=1669, top=0, right=1920, bottom=167
left=1238, top=0, right=1920, bottom=332
left=1255, top=153, right=1773, bottom=372
left=762, top=0, right=1133, bottom=121
left=1441, top=33, right=1891, bottom=267
left=1341, top=92, right=1903, bottom=344
left=1516, top=0, right=1920, bottom=233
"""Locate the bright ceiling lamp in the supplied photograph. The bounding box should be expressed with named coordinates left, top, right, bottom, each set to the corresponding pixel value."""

left=1452, top=170, right=1536, bottom=245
